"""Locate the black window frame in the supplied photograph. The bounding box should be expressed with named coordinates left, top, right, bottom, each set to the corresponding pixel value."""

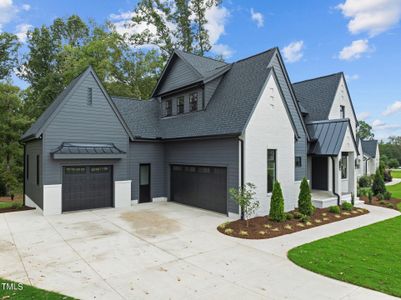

left=189, top=92, right=198, bottom=112
left=26, top=155, right=29, bottom=180
left=165, top=99, right=172, bottom=116
left=340, top=105, right=345, bottom=118
left=295, top=156, right=302, bottom=167
left=267, top=149, right=277, bottom=193
left=177, top=96, right=184, bottom=114
left=36, top=155, right=40, bottom=186
left=87, top=87, right=93, bottom=105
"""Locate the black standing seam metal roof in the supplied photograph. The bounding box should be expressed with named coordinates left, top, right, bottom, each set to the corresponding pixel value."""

left=51, top=142, right=126, bottom=155
left=307, top=119, right=357, bottom=156
left=361, top=140, right=378, bottom=158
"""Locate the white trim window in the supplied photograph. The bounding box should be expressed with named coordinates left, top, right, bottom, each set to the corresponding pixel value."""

left=341, top=153, right=348, bottom=179
left=267, top=149, right=277, bottom=193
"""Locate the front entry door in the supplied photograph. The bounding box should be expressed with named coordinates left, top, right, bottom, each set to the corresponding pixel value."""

left=139, top=164, right=151, bottom=203
left=312, top=156, right=328, bottom=190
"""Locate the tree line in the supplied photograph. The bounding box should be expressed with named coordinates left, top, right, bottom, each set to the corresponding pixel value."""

left=0, top=0, right=222, bottom=197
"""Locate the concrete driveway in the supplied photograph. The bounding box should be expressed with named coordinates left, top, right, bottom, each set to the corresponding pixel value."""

left=0, top=202, right=399, bottom=300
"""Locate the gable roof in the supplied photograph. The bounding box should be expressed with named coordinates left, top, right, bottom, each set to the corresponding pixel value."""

left=361, top=139, right=378, bottom=158
left=21, top=66, right=134, bottom=142
left=307, top=119, right=358, bottom=156
left=152, top=50, right=230, bottom=97
left=113, top=48, right=284, bottom=140
left=293, top=73, right=343, bottom=122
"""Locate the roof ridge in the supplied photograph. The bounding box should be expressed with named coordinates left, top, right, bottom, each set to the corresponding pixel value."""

left=234, top=47, right=278, bottom=64
left=293, top=72, right=343, bottom=85
left=175, top=49, right=228, bottom=64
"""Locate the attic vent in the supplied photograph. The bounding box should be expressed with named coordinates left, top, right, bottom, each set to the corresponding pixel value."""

left=87, top=87, right=93, bottom=105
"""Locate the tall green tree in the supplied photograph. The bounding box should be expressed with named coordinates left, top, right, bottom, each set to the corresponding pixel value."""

left=0, top=33, right=19, bottom=80
left=129, top=0, right=221, bottom=59
left=0, top=83, right=31, bottom=196
left=357, top=120, right=374, bottom=140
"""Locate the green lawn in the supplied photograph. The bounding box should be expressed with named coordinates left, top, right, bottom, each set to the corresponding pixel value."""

left=0, top=202, right=22, bottom=209
left=288, top=216, right=401, bottom=298
left=0, top=278, right=74, bottom=299
left=391, top=169, right=401, bottom=179
left=387, top=182, right=401, bottom=199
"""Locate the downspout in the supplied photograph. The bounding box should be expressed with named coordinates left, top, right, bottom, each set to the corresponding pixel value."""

left=331, top=156, right=341, bottom=206
left=239, top=138, right=244, bottom=220
left=23, top=143, right=26, bottom=206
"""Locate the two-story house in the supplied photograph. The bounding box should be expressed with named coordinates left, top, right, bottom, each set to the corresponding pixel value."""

left=22, top=47, right=363, bottom=216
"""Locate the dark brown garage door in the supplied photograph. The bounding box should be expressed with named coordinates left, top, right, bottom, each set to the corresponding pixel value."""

left=171, top=165, right=227, bottom=214
left=62, top=166, right=113, bottom=212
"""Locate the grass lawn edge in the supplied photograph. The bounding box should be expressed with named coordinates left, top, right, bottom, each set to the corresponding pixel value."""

left=287, top=215, right=401, bottom=298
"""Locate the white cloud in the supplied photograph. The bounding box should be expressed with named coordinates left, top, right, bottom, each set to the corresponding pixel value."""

left=372, top=119, right=401, bottom=130
left=0, top=0, right=17, bottom=30
left=337, top=0, right=401, bottom=36
left=339, top=39, right=372, bottom=60
left=250, top=8, right=264, bottom=28
left=357, top=111, right=371, bottom=120
left=110, top=4, right=232, bottom=58
left=21, top=3, right=30, bottom=11
left=282, top=40, right=304, bottom=63
left=15, top=23, right=32, bottom=42
left=345, top=74, right=359, bottom=81
left=382, top=100, right=401, bottom=116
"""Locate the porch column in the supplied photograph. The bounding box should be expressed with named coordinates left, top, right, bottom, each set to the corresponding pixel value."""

left=349, top=152, right=357, bottom=198
left=333, top=155, right=342, bottom=196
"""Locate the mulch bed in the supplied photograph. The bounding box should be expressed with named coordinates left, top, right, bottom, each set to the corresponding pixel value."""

left=0, top=194, right=23, bottom=202
left=360, top=196, right=401, bottom=211
left=217, top=207, right=369, bottom=239
left=0, top=205, right=35, bottom=214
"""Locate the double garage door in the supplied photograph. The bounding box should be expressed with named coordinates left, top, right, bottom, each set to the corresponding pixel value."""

left=171, top=165, right=227, bottom=214
left=62, top=165, right=113, bottom=212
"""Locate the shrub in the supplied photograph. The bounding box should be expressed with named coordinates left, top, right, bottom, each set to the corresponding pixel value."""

left=269, top=181, right=285, bottom=222
left=372, top=170, right=386, bottom=196
left=386, top=202, right=394, bottom=208
left=368, top=190, right=373, bottom=204
left=358, top=176, right=371, bottom=188
left=329, top=206, right=341, bottom=214
left=376, top=193, right=384, bottom=201
left=379, top=200, right=386, bottom=205
left=293, top=211, right=303, bottom=219
left=300, top=214, right=310, bottom=223
left=383, top=169, right=392, bottom=182
left=229, top=183, right=259, bottom=226
left=285, top=213, right=294, bottom=220
left=384, top=191, right=392, bottom=200
left=298, top=178, right=313, bottom=216
left=341, top=202, right=353, bottom=211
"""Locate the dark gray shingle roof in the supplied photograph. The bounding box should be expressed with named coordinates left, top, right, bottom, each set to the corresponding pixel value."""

left=307, top=119, right=354, bottom=156
left=293, top=73, right=342, bottom=122
left=175, top=50, right=227, bottom=77
left=361, top=139, right=378, bottom=158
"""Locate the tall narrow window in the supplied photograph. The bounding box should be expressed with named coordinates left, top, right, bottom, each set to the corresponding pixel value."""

left=177, top=96, right=184, bottom=114
left=189, top=92, right=198, bottom=112
left=341, top=153, right=348, bottom=179
left=87, top=87, right=93, bottom=105
left=267, top=149, right=277, bottom=193
left=26, top=155, right=29, bottom=180
left=165, top=99, right=172, bottom=116
left=36, top=155, right=40, bottom=186
left=340, top=105, right=345, bottom=118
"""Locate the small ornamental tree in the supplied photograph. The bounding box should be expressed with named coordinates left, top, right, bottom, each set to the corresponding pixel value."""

left=298, top=177, right=313, bottom=216
left=229, top=183, right=259, bottom=226
left=269, top=181, right=285, bottom=222
left=372, top=169, right=386, bottom=196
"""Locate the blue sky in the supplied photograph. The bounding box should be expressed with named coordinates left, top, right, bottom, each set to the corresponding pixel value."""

left=1, top=0, right=401, bottom=139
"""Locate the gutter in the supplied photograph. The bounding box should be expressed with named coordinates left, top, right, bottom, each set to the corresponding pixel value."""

left=330, top=156, right=341, bottom=206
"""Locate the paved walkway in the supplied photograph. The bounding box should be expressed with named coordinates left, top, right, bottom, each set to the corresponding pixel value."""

left=0, top=202, right=399, bottom=299
left=386, top=178, right=401, bottom=186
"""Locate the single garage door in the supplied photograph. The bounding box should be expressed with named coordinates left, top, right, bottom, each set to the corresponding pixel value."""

left=171, top=165, right=227, bottom=214
left=62, top=165, right=113, bottom=212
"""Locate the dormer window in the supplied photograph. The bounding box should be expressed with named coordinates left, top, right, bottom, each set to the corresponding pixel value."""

left=340, top=105, right=345, bottom=118
left=189, top=92, right=198, bottom=112
left=165, top=99, right=172, bottom=117
left=177, top=96, right=184, bottom=114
